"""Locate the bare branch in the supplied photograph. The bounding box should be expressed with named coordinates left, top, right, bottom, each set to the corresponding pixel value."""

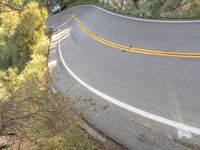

left=0, top=1, right=22, bottom=11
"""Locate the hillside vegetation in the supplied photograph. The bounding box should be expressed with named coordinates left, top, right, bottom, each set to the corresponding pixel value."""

left=97, top=0, right=200, bottom=19
left=65, top=0, right=200, bottom=19
left=0, top=1, right=103, bottom=149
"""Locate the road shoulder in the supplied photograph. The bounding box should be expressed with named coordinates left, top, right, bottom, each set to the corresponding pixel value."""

left=47, top=25, right=193, bottom=150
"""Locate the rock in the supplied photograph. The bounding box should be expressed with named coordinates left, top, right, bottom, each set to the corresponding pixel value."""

left=181, top=2, right=195, bottom=11
left=99, top=0, right=134, bottom=9
left=0, top=136, right=10, bottom=149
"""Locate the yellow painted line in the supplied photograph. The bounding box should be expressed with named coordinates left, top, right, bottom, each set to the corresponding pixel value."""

left=72, top=15, right=200, bottom=58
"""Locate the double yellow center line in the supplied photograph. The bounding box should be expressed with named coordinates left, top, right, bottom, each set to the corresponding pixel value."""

left=72, top=15, right=200, bottom=58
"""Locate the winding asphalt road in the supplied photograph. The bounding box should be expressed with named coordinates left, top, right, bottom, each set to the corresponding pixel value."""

left=47, top=5, right=200, bottom=149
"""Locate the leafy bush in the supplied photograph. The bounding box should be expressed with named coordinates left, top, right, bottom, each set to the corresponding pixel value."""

left=0, top=11, right=19, bottom=34
left=12, top=2, right=48, bottom=69
left=142, top=0, right=160, bottom=18
left=0, top=2, right=103, bottom=150
left=93, top=0, right=200, bottom=19
left=63, top=0, right=76, bottom=6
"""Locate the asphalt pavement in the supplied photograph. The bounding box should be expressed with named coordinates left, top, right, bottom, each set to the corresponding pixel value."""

left=47, top=5, right=200, bottom=149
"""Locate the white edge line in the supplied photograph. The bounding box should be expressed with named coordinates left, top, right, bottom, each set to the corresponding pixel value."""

left=51, top=16, right=74, bottom=30
left=57, top=34, right=200, bottom=137
left=69, top=4, right=200, bottom=23
left=52, top=11, right=200, bottom=137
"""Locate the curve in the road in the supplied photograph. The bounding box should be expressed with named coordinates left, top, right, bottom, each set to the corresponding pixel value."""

left=50, top=5, right=200, bottom=140
left=72, top=5, right=200, bottom=23
left=58, top=33, right=200, bottom=137
left=54, top=15, right=200, bottom=137
left=73, top=15, right=200, bottom=58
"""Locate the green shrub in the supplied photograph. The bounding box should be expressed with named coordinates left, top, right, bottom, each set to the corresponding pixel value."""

left=63, top=0, right=76, bottom=7
left=32, top=36, right=49, bottom=56
left=31, top=129, right=95, bottom=150
left=141, top=0, right=160, bottom=18
left=0, top=11, right=19, bottom=34
left=12, top=2, right=48, bottom=69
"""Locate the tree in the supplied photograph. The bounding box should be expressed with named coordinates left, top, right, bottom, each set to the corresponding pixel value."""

left=0, top=0, right=24, bottom=13
left=12, top=2, right=48, bottom=69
